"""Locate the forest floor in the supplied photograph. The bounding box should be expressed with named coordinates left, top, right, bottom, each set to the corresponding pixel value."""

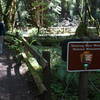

left=0, top=44, right=38, bottom=100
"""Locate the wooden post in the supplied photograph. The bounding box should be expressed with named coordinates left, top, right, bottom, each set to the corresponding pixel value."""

left=79, top=72, right=88, bottom=100
left=41, top=51, right=52, bottom=100
left=42, top=51, right=51, bottom=88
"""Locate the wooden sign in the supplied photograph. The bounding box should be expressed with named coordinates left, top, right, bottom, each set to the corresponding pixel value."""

left=67, top=41, right=100, bottom=72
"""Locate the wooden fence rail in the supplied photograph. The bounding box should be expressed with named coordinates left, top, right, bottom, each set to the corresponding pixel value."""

left=21, top=37, right=48, bottom=68
left=5, top=33, right=52, bottom=100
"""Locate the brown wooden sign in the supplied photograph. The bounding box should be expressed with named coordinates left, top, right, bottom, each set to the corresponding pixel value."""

left=67, top=41, right=100, bottom=72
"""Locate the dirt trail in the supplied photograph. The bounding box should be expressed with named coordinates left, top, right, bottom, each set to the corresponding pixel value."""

left=0, top=46, right=38, bottom=100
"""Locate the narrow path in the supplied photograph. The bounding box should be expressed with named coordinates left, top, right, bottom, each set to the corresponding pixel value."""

left=0, top=46, right=38, bottom=100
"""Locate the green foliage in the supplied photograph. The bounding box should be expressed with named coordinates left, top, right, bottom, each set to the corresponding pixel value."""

left=37, top=46, right=79, bottom=100
left=51, top=82, right=65, bottom=97
left=93, top=94, right=100, bottom=100
left=49, top=1, right=61, bottom=14
left=8, top=38, right=23, bottom=53
left=32, top=1, right=48, bottom=8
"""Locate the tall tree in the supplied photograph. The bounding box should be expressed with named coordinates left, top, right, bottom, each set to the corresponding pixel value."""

left=2, top=0, right=17, bottom=30
left=0, top=0, right=3, bottom=16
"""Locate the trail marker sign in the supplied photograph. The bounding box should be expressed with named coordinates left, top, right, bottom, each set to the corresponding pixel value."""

left=67, top=41, right=100, bottom=72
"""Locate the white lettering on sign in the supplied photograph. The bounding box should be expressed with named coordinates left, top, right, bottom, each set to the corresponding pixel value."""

left=71, top=44, right=100, bottom=51
left=93, top=44, right=100, bottom=47
left=85, top=44, right=92, bottom=47
left=71, top=44, right=84, bottom=47
left=86, top=48, right=100, bottom=50
left=73, top=48, right=85, bottom=51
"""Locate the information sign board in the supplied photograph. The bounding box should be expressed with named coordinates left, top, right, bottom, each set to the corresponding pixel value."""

left=67, top=41, right=100, bottom=72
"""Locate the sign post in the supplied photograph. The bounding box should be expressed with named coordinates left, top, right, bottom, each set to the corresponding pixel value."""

left=67, top=41, right=100, bottom=100
left=79, top=72, right=88, bottom=100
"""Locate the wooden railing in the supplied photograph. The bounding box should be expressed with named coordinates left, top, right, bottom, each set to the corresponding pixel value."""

left=40, top=27, right=76, bottom=34
left=5, top=33, right=52, bottom=100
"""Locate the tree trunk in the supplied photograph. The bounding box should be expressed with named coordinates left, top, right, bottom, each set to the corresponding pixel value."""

left=3, top=0, right=17, bottom=30
left=0, top=0, right=3, bottom=16
left=10, top=0, right=17, bottom=30
left=90, top=0, right=97, bottom=19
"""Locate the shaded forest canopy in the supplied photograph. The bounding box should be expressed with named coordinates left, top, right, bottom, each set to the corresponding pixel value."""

left=0, top=0, right=100, bottom=32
